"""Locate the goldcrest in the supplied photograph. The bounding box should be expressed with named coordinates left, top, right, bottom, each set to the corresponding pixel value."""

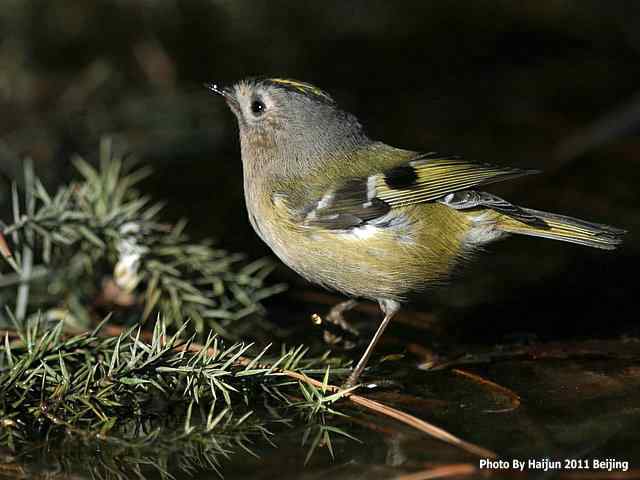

left=207, top=78, right=625, bottom=386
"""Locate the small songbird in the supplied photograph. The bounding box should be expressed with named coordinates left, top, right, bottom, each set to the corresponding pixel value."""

left=206, top=78, right=625, bottom=386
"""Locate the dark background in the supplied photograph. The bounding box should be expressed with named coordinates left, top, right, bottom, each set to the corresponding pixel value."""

left=0, top=0, right=638, bottom=345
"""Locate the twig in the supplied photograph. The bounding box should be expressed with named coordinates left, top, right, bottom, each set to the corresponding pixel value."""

left=14, top=159, right=35, bottom=323
left=343, top=388, right=495, bottom=458
left=0, top=232, right=12, bottom=259
left=452, top=368, right=521, bottom=413
left=0, top=329, right=20, bottom=340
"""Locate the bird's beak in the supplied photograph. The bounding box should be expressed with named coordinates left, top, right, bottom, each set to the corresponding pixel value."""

left=204, top=82, right=240, bottom=114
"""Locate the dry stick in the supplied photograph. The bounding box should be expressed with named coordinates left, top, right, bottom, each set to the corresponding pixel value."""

left=282, top=370, right=495, bottom=459
left=103, top=325, right=496, bottom=459
left=451, top=368, right=521, bottom=413
left=0, top=232, right=12, bottom=259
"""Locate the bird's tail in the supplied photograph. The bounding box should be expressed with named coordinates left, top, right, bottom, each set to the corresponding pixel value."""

left=496, top=208, right=626, bottom=250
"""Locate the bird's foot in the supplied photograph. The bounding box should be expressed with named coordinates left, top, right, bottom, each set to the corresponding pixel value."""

left=312, top=299, right=360, bottom=350
left=340, top=373, right=401, bottom=391
left=341, top=374, right=360, bottom=390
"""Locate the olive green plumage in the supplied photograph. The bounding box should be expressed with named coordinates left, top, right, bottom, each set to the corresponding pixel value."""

left=207, top=77, right=625, bottom=385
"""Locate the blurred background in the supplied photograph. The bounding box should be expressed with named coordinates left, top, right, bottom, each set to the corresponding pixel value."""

left=0, top=0, right=638, bottom=345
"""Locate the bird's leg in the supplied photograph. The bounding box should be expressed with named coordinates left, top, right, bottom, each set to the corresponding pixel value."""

left=323, top=299, right=359, bottom=348
left=344, top=299, right=400, bottom=387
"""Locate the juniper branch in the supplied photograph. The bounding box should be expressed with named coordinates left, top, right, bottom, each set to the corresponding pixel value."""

left=0, top=138, right=285, bottom=336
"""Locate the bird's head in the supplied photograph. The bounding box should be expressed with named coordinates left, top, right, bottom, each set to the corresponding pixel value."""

left=206, top=78, right=370, bottom=175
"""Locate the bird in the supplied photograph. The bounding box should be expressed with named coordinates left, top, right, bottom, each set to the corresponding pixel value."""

left=206, top=77, right=625, bottom=386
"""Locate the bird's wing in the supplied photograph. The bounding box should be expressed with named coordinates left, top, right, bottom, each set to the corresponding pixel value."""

left=300, top=152, right=539, bottom=230
left=437, top=190, right=548, bottom=227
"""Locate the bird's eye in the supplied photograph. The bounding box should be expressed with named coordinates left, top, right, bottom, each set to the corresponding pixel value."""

left=251, top=99, right=266, bottom=116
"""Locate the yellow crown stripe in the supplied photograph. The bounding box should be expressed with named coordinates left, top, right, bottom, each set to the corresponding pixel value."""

left=268, top=78, right=333, bottom=102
